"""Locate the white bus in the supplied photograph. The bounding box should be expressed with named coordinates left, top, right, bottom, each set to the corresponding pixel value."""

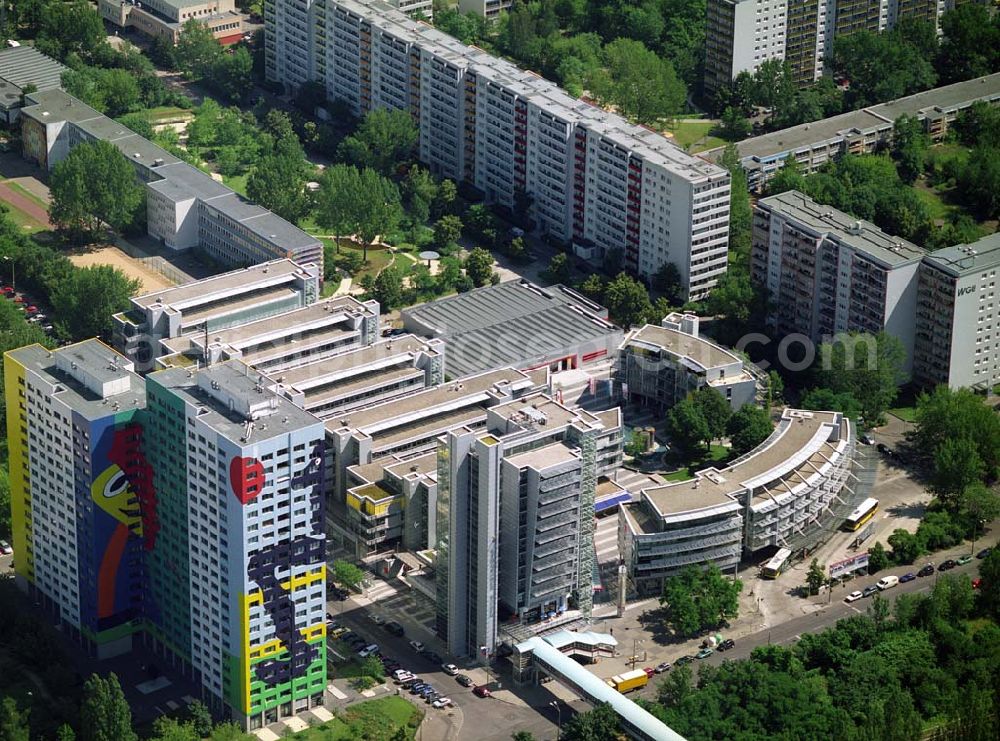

left=762, top=548, right=792, bottom=579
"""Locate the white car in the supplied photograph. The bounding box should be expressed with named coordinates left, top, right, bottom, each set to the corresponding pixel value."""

left=409, top=640, right=425, bottom=652
left=432, top=697, right=453, bottom=708
left=358, top=644, right=379, bottom=658
left=393, top=668, right=411, bottom=679
left=0, top=540, right=11, bottom=555
left=394, top=672, right=415, bottom=684
left=441, top=663, right=459, bottom=675
left=844, top=590, right=863, bottom=603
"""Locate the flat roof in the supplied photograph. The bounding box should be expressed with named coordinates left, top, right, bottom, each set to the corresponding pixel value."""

left=626, top=324, right=741, bottom=370
left=514, top=635, right=683, bottom=741
left=132, top=259, right=309, bottom=310
left=403, top=281, right=621, bottom=377
left=643, top=410, right=845, bottom=517
left=922, top=232, right=1000, bottom=277
left=706, top=73, right=1000, bottom=166
left=274, top=335, right=438, bottom=389
left=150, top=361, right=321, bottom=443
left=326, top=367, right=537, bottom=435
left=147, top=162, right=233, bottom=202
left=759, top=191, right=925, bottom=266
left=489, top=393, right=605, bottom=432
left=0, top=46, right=66, bottom=102
left=504, top=441, right=579, bottom=470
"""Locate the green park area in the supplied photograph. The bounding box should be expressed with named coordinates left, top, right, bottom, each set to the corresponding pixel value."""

left=289, top=697, right=422, bottom=740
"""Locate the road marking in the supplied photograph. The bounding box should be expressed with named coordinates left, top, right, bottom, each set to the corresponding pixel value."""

left=848, top=606, right=862, bottom=614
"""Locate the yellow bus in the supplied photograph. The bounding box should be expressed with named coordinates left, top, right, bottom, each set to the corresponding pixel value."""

left=761, top=548, right=792, bottom=579
left=843, top=498, right=879, bottom=531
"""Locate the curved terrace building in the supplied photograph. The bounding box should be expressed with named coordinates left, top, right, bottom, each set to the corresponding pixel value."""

left=619, top=409, right=858, bottom=596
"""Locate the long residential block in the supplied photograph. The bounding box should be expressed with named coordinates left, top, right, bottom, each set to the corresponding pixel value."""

left=19, top=89, right=322, bottom=271
left=264, top=0, right=731, bottom=300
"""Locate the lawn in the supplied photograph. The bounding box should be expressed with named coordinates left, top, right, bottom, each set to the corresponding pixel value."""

left=888, top=405, right=918, bottom=423
left=0, top=200, right=47, bottom=233
left=661, top=444, right=730, bottom=482
left=6, top=182, right=48, bottom=210
left=913, top=184, right=953, bottom=222
left=290, top=696, right=422, bottom=740
left=664, top=120, right=722, bottom=151
left=222, top=173, right=249, bottom=196
left=144, top=105, right=195, bottom=123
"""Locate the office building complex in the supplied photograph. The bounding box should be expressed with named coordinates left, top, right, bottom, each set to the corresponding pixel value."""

left=619, top=409, right=856, bottom=595
left=752, top=191, right=925, bottom=373
left=112, top=260, right=321, bottom=369
left=617, top=312, right=760, bottom=411
left=402, top=281, right=623, bottom=377
left=704, top=0, right=788, bottom=95
left=19, top=89, right=322, bottom=272
left=914, top=233, right=1000, bottom=390
left=706, top=72, right=1000, bottom=192
left=704, top=0, right=952, bottom=92
left=5, top=341, right=328, bottom=729
left=264, top=0, right=731, bottom=301
left=98, top=0, right=244, bottom=46
left=437, top=394, right=622, bottom=658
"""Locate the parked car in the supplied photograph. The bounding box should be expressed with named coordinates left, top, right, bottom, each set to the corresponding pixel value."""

left=358, top=644, right=379, bottom=658
left=654, top=662, right=671, bottom=674
left=861, top=585, right=879, bottom=598
left=385, top=621, right=405, bottom=636
left=399, top=677, right=420, bottom=689
left=957, top=555, right=973, bottom=565
left=899, top=572, right=917, bottom=583
left=876, top=575, right=899, bottom=591
left=371, top=615, right=386, bottom=625
left=455, top=674, right=474, bottom=687
left=423, top=651, right=443, bottom=664
left=331, top=587, right=349, bottom=601
left=394, top=672, right=415, bottom=684
left=845, top=590, right=864, bottom=603
left=918, top=564, right=935, bottom=577
left=418, top=686, right=436, bottom=698
left=409, top=640, right=425, bottom=652
left=409, top=682, right=428, bottom=694
left=977, top=548, right=992, bottom=559
left=938, top=559, right=958, bottom=571
left=675, top=656, right=696, bottom=666
left=472, top=685, right=491, bottom=698
left=718, top=639, right=735, bottom=651
left=432, top=697, right=453, bottom=709
left=696, top=647, right=714, bottom=659
left=441, top=663, right=459, bottom=675
left=393, top=669, right=411, bottom=680
left=329, top=627, right=348, bottom=639
left=972, top=578, right=982, bottom=590
left=860, top=433, right=876, bottom=445
left=0, top=540, right=11, bottom=555
left=642, top=667, right=655, bottom=677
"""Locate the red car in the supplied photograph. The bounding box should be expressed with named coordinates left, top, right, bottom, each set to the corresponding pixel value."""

left=643, top=667, right=655, bottom=678
left=25, top=306, right=38, bottom=314
left=472, top=685, right=491, bottom=698
left=13, top=295, right=24, bottom=303
left=973, top=578, right=982, bottom=590
left=1, top=286, right=13, bottom=295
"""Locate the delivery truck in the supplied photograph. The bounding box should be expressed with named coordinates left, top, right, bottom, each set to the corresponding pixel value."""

left=606, top=668, right=649, bottom=693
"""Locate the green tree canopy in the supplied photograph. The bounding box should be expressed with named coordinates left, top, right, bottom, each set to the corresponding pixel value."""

left=603, top=272, right=652, bottom=329
left=331, top=559, right=364, bottom=590
left=464, top=247, right=495, bottom=287
left=726, top=404, right=774, bottom=456
left=80, top=674, right=137, bottom=741
left=51, top=265, right=140, bottom=342
left=246, top=153, right=309, bottom=224
left=813, top=332, right=905, bottom=426
left=659, top=565, right=742, bottom=638
left=372, top=266, right=404, bottom=310
left=592, top=38, right=686, bottom=125
left=690, top=386, right=731, bottom=443
left=665, top=397, right=709, bottom=458
left=338, top=108, right=419, bottom=176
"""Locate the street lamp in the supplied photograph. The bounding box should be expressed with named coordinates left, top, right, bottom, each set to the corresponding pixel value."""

left=2, top=256, right=13, bottom=293
left=631, top=638, right=644, bottom=670
left=550, top=700, right=562, bottom=740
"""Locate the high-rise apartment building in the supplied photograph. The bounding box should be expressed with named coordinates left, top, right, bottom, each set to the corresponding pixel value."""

left=913, top=233, right=1000, bottom=390
left=264, top=0, right=731, bottom=301
left=704, top=0, right=789, bottom=95
left=436, top=394, right=622, bottom=658
left=5, top=340, right=328, bottom=730
left=752, top=191, right=925, bottom=373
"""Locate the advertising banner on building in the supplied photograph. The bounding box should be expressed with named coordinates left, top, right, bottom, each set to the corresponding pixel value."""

left=829, top=553, right=869, bottom=580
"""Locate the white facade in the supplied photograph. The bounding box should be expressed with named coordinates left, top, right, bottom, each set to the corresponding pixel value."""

left=265, top=0, right=731, bottom=301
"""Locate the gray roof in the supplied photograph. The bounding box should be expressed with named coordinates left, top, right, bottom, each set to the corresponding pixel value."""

left=145, top=163, right=231, bottom=203
left=0, top=46, right=66, bottom=107
left=402, top=281, right=621, bottom=377
left=706, top=72, right=1000, bottom=166
left=922, top=232, right=1000, bottom=277
left=758, top=191, right=926, bottom=267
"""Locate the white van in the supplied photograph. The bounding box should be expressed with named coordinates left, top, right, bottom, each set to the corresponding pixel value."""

left=876, top=575, right=899, bottom=591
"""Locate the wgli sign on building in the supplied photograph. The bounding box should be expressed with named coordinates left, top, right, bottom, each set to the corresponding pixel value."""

left=829, top=553, right=870, bottom=580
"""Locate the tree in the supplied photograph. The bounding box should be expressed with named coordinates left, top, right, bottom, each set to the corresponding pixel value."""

left=814, top=332, right=905, bottom=426
left=187, top=701, right=213, bottom=739
left=719, top=106, right=750, bottom=141
left=432, top=179, right=457, bottom=219
left=464, top=247, right=495, bottom=287
left=372, top=266, right=404, bottom=311
left=603, top=272, right=652, bottom=329
left=316, top=166, right=402, bottom=260
left=666, top=398, right=710, bottom=458
left=511, top=733, right=536, bottom=741
left=958, top=483, right=1000, bottom=545
left=360, top=654, right=385, bottom=681
left=719, top=144, right=752, bottom=261
left=751, top=59, right=796, bottom=115
left=766, top=155, right=808, bottom=196
left=957, top=146, right=1000, bottom=220
left=337, top=108, right=419, bottom=175
left=404, top=166, right=437, bottom=224
left=690, top=387, right=731, bottom=443
left=543, top=253, right=572, bottom=285
left=175, top=19, right=222, bottom=79
left=805, top=558, right=825, bottom=596
left=62, top=67, right=142, bottom=118
left=433, top=215, right=463, bottom=250
left=50, top=140, right=145, bottom=239
left=55, top=725, right=75, bottom=741
left=0, top=697, right=30, bottom=741
left=930, top=437, right=984, bottom=504
left=207, top=724, right=253, bottom=741
left=891, top=114, right=929, bottom=183
left=887, top=529, right=922, bottom=565
left=246, top=153, right=309, bottom=224
left=593, top=39, right=686, bottom=124
left=660, top=565, right=742, bottom=637
left=36, top=0, right=106, bottom=62
left=560, top=702, right=621, bottom=741
left=831, top=30, right=936, bottom=109
left=578, top=273, right=604, bottom=302
left=150, top=718, right=198, bottom=741
left=656, top=664, right=694, bottom=708
left=726, top=404, right=774, bottom=456
left=80, top=673, right=137, bottom=741
left=914, top=386, right=1000, bottom=479
left=977, top=549, right=1000, bottom=619
left=331, top=559, right=364, bottom=590
left=653, top=262, right=683, bottom=305
left=867, top=542, right=889, bottom=575
left=937, top=5, right=1000, bottom=85
left=767, top=371, right=784, bottom=405
left=51, top=265, right=140, bottom=342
